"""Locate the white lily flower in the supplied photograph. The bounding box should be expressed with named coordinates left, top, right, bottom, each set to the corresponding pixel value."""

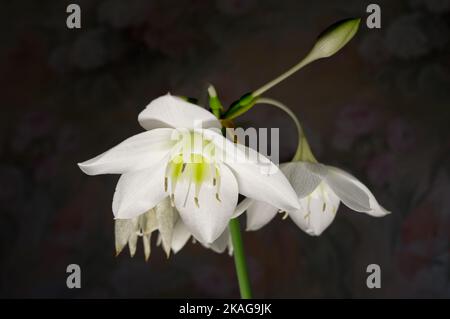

left=235, top=98, right=390, bottom=236
left=115, top=198, right=232, bottom=260
left=238, top=161, right=390, bottom=236
left=79, top=94, right=299, bottom=244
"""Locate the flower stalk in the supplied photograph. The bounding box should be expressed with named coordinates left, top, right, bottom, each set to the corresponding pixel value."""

left=229, top=218, right=252, bottom=299
left=254, top=98, right=316, bottom=162
left=223, top=18, right=361, bottom=121
left=208, top=85, right=253, bottom=299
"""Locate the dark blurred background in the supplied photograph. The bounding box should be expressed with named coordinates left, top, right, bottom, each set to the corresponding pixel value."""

left=1, top=0, right=449, bottom=298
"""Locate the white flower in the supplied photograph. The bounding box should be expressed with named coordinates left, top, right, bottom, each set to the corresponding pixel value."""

left=115, top=198, right=232, bottom=261
left=79, top=94, right=299, bottom=244
left=237, top=161, right=390, bottom=236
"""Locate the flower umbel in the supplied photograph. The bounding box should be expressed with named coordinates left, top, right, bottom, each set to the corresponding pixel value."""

left=76, top=17, right=385, bottom=299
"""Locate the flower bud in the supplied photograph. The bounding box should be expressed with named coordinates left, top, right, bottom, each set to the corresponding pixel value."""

left=307, top=18, right=361, bottom=61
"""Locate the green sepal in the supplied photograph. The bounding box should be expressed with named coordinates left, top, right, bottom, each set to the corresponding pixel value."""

left=223, top=93, right=256, bottom=120
left=178, top=96, right=199, bottom=104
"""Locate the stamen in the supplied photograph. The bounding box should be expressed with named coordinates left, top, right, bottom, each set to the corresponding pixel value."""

left=215, top=193, right=221, bottom=202
left=183, top=171, right=193, bottom=208
left=214, top=165, right=221, bottom=193
left=282, top=211, right=289, bottom=220
left=305, top=196, right=312, bottom=222
left=181, top=163, right=187, bottom=173
left=194, top=196, right=200, bottom=208
left=164, top=177, right=168, bottom=192
left=170, top=194, right=175, bottom=207
left=322, top=202, right=326, bottom=212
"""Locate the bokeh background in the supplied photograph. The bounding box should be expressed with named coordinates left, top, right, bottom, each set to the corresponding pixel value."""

left=1, top=0, right=449, bottom=298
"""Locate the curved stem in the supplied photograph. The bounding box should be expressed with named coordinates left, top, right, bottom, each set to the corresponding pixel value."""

left=229, top=218, right=252, bottom=299
left=254, top=97, right=316, bottom=162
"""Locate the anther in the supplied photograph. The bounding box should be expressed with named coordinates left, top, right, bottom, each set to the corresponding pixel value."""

left=194, top=197, right=200, bottom=208
left=215, top=193, right=221, bottom=202
left=322, top=202, right=326, bottom=212
left=164, top=177, right=168, bottom=192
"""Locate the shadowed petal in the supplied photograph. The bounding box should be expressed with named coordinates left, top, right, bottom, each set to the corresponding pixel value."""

left=325, top=166, right=390, bottom=216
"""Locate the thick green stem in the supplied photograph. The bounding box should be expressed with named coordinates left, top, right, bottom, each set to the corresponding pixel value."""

left=228, top=218, right=252, bottom=299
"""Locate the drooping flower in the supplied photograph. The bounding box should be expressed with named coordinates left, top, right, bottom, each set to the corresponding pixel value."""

left=79, top=94, right=299, bottom=244
left=236, top=98, right=390, bottom=236
left=115, top=198, right=232, bottom=260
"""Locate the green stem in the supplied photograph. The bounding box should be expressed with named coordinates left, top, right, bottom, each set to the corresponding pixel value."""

left=209, top=85, right=252, bottom=299
left=254, top=97, right=317, bottom=162
left=228, top=218, right=252, bottom=299
left=252, top=55, right=314, bottom=97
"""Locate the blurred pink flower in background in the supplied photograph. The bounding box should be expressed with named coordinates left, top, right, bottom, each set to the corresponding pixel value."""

left=366, top=153, right=396, bottom=187
left=332, top=104, right=379, bottom=150
left=387, top=118, right=417, bottom=152
left=392, top=168, right=450, bottom=296
left=12, top=111, right=55, bottom=152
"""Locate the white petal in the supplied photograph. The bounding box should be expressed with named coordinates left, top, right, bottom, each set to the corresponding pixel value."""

left=325, top=166, right=390, bottom=216
left=206, top=228, right=231, bottom=253
left=155, top=199, right=176, bottom=257
left=223, top=145, right=300, bottom=212
left=174, top=164, right=238, bottom=244
left=128, top=232, right=138, bottom=257
left=205, top=131, right=300, bottom=212
left=246, top=200, right=278, bottom=231
left=142, top=234, right=151, bottom=261
left=78, top=128, right=175, bottom=175
left=114, top=218, right=135, bottom=256
left=171, top=219, right=192, bottom=253
left=112, top=162, right=168, bottom=219
left=232, top=197, right=253, bottom=218
left=138, top=94, right=221, bottom=130
left=140, top=209, right=158, bottom=234
left=289, top=182, right=340, bottom=236
left=281, top=162, right=323, bottom=199
left=227, top=234, right=233, bottom=256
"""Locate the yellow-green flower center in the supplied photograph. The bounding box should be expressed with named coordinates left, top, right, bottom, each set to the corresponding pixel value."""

left=164, top=132, right=221, bottom=208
